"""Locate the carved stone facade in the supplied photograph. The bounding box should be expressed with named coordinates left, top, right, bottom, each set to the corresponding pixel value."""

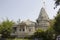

left=11, top=20, right=35, bottom=37
left=11, top=7, right=50, bottom=38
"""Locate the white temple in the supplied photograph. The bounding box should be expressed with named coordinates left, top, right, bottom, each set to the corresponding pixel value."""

left=11, top=1, right=50, bottom=38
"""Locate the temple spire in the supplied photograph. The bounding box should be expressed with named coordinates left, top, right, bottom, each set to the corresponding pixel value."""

left=36, top=0, right=50, bottom=30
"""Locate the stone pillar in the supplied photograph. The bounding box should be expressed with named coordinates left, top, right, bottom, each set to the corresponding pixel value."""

left=25, top=26, right=26, bottom=32
left=16, top=26, right=20, bottom=37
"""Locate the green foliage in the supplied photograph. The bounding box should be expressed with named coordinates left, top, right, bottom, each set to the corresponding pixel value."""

left=29, top=29, right=46, bottom=40
left=53, top=10, right=60, bottom=34
left=0, top=19, right=15, bottom=38
left=30, top=28, right=55, bottom=40
left=34, top=29, right=45, bottom=38
left=44, top=27, right=55, bottom=40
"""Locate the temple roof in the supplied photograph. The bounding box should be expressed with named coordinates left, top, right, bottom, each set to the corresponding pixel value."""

left=23, top=19, right=35, bottom=26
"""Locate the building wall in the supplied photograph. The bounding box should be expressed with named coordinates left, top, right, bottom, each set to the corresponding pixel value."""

left=11, top=23, right=35, bottom=38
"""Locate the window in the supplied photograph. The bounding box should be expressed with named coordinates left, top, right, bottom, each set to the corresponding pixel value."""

left=19, top=28, right=25, bottom=31
left=19, top=29, right=21, bottom=31
left=23, top=29, right=25, bottom=31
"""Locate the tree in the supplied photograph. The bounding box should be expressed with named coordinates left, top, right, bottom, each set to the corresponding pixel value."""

left=45, top=27, right=55, bottom=40
left=54, top=0, right=60, bottom=9
left=53, top=9, right=60, bottom=35
left=30, top=28, right=54, bottom=40
left=55, top=0, right=60, bottom=6
left=0, top=19, right=15, bottom=38
left=29, top=29, right=46, bottom=40
left=34, top=29, right=45, bottom=38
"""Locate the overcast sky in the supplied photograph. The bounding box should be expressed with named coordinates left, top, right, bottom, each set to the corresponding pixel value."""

left=0, top=0, right=60, bottom=22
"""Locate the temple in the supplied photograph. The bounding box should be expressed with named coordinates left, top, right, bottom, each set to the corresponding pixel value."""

left=10, top=7, right=50, bottom=38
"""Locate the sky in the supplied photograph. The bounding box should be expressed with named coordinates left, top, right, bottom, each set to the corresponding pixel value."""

left=0, top=0, right=60, bottom=22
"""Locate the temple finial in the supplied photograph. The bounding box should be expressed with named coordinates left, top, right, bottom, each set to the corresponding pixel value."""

left=42, top=0, right=45, bottom=8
